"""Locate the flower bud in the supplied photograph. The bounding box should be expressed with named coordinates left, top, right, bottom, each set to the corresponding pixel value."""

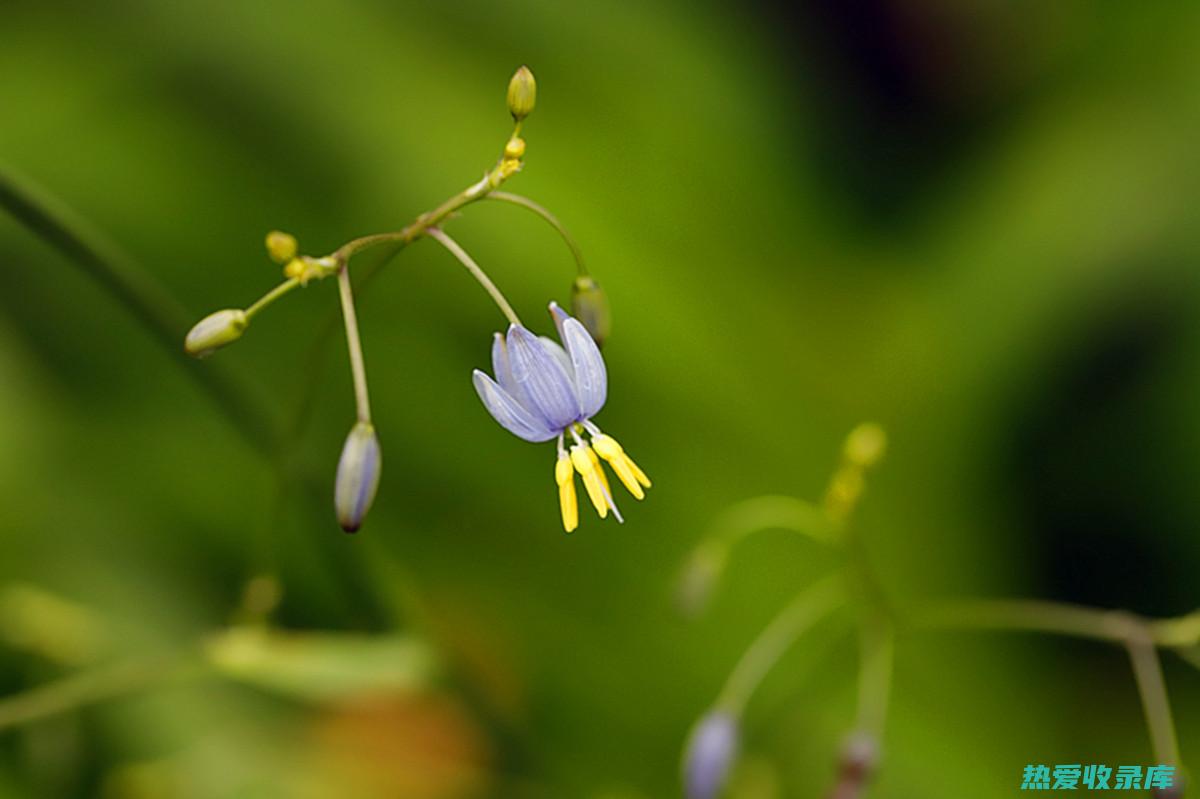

left=507, top=66, right=537, bottom=121
left=335, top=421, right=381, bottom=533
left=265, top=230, right=298, bottom=264
left=185, top=309, right=248, bottom=358
left=682, top=710, right=740, bottom=799
left=843, top=423, right=887, bottom=469
left=571, top=276, right=612, bottom=347
left=504, top=136, right=526, bottom=161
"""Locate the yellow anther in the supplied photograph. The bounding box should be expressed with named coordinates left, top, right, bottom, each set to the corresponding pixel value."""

left=626, top=454, right=651, bottom=489
left=570, top=445, right=608, bottom=518
left=591, top=434, right=645, bottom=499
left=586, top=446, right=611, bottom=495
left=283, top=258, right=304, bottom=280
left=592, top=434, right=651, bottom=494
left=555, top=453, right=578, bottom=533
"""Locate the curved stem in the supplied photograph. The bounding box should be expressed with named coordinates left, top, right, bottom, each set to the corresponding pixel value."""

left=0, top=165, right=281, bottom=457
left=336, top=268, right=371, bottom=422
left=425, top=227, right=522, bottom=327
left=916, top=598, right=1148, bottom=644
left=485, top=192, right=588, bottom=276
left=716, top=575, right=843, bottom=713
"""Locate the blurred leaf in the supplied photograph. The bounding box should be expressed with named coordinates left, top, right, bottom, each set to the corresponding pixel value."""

left=204, top=627, right=437, bottom=703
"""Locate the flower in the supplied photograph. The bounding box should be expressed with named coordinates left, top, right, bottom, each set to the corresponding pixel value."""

left=472, top=303, right=650, bottom=532
left=682, top=710, right=740, bottom=799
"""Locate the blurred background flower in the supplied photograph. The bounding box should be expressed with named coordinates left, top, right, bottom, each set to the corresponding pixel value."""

left=1, top=0, right=1199, bottom=796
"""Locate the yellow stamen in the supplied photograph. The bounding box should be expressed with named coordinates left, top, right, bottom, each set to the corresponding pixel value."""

left=586, top=446, right=611, bottom=495
left=570, top=445, right=608, bottom=518
left=555, top=453, right=578, bottom=533
left=591, top=434, right=651, bottom=496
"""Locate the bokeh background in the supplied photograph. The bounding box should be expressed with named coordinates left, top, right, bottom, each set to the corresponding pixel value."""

left=1, top=0, right=1199, bottom=796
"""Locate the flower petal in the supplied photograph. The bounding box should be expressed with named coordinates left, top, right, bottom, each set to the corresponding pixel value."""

left=491, top=332, right=522, bottom=399
left=560, top=316, right=607, bottom=418
left=472, top=370, right=558, bottom=442
left=540, top=336, right=575, bottom=385
left=506, top=324, right=580, bottom=430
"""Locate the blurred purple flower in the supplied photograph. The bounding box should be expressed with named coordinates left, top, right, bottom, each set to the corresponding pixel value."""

left=683, top=710, right=739, bottom=799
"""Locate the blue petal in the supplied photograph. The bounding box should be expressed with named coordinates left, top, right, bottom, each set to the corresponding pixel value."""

left=548, top=300, right=569, bottom=338
left=506, top=324, right=580, bottom=430
left=560, top=316, right=607, bottom=418
left=472, top=370, right=558, bottom=442
left=540, top=336, right=574, bottom=387
left=491, top=332, right=522, bottom=399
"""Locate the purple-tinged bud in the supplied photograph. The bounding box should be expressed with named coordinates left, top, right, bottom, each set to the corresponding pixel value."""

left=571, top=276, right=611, bottom=347
left=185, top=309, right=248, bottom=358
left=335, top=422, right=381, bottom=533
left=682, top=710, right=739, bottom=799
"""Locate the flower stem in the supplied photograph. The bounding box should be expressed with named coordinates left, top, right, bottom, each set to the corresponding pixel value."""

left=918, top=598, right=1187, bottom=770
left=916, top=598, right=1151, bottom=643
left=1122, top=618, right=1181, bottom=767
left=425, top=227, right=523, bottom=327
left=245, top=277, right=301, bottom=319
left=854, top=619, right=893, bottom=739
left=485, top=191, right=588, bottom=276
left=716, top=574, right=844, bottom=714
left=336, top=267, right=372, bottom=422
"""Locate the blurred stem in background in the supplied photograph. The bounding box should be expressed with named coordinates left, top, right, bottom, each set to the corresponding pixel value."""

left=680, top=423, right=1194, bottom=799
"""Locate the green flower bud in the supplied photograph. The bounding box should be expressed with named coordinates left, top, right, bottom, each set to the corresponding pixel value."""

left=571, top=276, right=611, bottom=347
left=335, top=421, right=381, bottom=533
left=507, top=66, right=537, bottom=121
left=265, top=230, right=298, bottom=264
left=185, top=309, right=248, bottom=358
left=843, top=423, right=887, bottom=469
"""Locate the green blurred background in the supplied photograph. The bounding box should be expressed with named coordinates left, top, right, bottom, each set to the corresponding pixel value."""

left=1, top=0, right=1199, bottom=796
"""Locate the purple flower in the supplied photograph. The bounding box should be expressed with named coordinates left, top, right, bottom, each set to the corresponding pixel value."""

left=473, top=303, right=650, bottom=531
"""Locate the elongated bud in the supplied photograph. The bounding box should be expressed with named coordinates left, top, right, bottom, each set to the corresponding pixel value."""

left=571, top=276, right=611, bottom=347
left=683, top=710, right=740, bottom=799
left=507, top=66, right=537, bottom=121
left=843, top=423, right=886, bottom=469
left=265, top=230, right=298, bottom=264
left=185, top=309, right=248, bottom=358
left=335, top=422, right=381, bottom=533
